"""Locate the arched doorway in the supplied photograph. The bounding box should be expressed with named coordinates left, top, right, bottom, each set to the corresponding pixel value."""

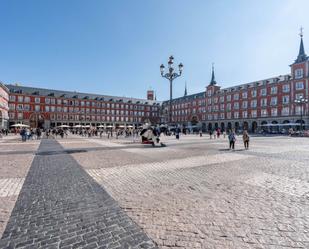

left=220, top=122, right=225, bottom=131
left=202, top=123, right=206, bottom=132
left=271, top=120, right=279, bottom=133
left=296, top=119, right=305, bottom=131
left=29, top=113, right=45, bottom=128
left=243, top=121, right=249, bottom=131
left=235, top=122, right=240, bottom=132
left=251, top=121, right=257, bottom=133
left=214, top=123, right=218, bottom=130
left=208, top=123, right=213, bottom=131
left=227, top=122, right=232, bottom=131
left=261, top=121, right=267, bottom=133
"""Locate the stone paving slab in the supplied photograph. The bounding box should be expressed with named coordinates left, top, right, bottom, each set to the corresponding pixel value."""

left=0, top=139, right=157, bottom=249
left=76, top=136, right=309, bottom=249
left=0, top=178, right=25, bottom=198
left=0, top=141, right=39, bottom=238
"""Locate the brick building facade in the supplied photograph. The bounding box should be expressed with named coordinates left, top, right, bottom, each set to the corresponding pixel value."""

left=0, top=82, right=9, bottom=129
left=6, top=85, right=161, bottom=129
left=162, top=34, right=309, bottom=132
left=4, top=33, right=309, bottom=132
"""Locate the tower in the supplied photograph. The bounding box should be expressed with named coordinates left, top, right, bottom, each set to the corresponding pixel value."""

left=295, top=27, right=307, bottom=63
left=184, top=82, right=188, bottom=96
left=291, top=27, right=308, bottom=79
left=147, top=89, right=154, bottom=100
left=209, top=63, right=217, bottom=85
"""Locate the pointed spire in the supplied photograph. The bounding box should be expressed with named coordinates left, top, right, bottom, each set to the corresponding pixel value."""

left=184, top=81, right=188, bottom=96
left=154, top=91, right=157, bottom=101
left=295, top=27, right=307, bottom=63
left=210, top=63, right=217, bottom=85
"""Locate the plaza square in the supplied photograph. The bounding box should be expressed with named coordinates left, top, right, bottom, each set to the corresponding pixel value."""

left=0, top=134, right=309, bottom=248
left=1, top=1, right=309, bottom=248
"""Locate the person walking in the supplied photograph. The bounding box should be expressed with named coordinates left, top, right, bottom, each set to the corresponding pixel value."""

left=243, top=130, right=250, bottom=150
left=228, top=129, right=236, bottom=150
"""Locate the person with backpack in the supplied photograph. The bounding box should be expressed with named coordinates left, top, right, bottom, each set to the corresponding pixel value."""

left=228, top=129, right=236, bottom=150
left=243, top=130, right=250, bottom=150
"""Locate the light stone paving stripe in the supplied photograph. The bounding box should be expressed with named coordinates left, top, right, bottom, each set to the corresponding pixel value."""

left=87, top=153, right=252, bottom=183
left=245, top=172, right=309, bottom=197
left=0, top=178, right=25, bottom=197
left=86, top=138, right=124, bottom=147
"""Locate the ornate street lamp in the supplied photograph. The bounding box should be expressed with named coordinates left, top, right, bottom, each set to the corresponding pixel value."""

left=160, top=56, right=183, bottom=124
left=294, top=96, right=308, bottom=132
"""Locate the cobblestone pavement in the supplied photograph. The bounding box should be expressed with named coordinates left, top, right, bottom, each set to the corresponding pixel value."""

left=0, top=139, right=157, bottom=249
left=58, top=135, right=309, bottom=249
left=0, top=138, right=39, bottom=237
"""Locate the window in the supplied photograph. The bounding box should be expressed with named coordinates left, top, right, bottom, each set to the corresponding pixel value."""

left=220, top=104, right=225, bottom=111
left=260, top=88, right=267, bottom=96
left=51, top=99, right=56, bottom=104
left=270, top=97, right=277, bottom=105
left=295, top=68, right=303, bottom=79
left=17, top=113, right=23, bottom=119
left=233, top=94, right=239, bottom=100
left=295, top=106, right=301, bottom=115
left=17, top=104, right=23, bottom=110
left=261, top=109, right=268, bottom=117
left=24, top=97, right=30, bottom=103
left=45, top=98, right=50, bottom=104
left=227, top=112, right=231, bottom=119
left=282, top=107, right=289, bottom=116
left=242, top=111, right=248, bottom=118
left=234, top=112, right=239, bottom=118
left=251, top=100, right=257, bottom=108
left=9, top=95, right=16, bottom=101
left=242, top=92, right=247, bottom=99
left=9, top=112, right=15, bottom=119
left=282, top=96, right=289, bottom=104
left=234, top=102, right=239, bottom=109
left=271, top=108, right=277, bottom=116
left=35, top=105, right=40, bottom=111
left=226, top=103, right=231, bottom=110
left=45, top=106, right=50, bottom=112
left=57, top=99, right=62, bottom=105
left=261, top=98, right=267, bottom=107
left=35, top=97, right=41, bottom=103
left=219, top=96, right=224, bottom=103
left=251, top=110, right=257, bottom=118
left=282, top=84, right=290, bottom=93
left=51, top=106, right=55, bottom=112
left=227, top=95, right=231, bottom=101
left=295, top=82, right=304, bottom=90
left=271, top=86, right=277, bottom=94
left=24, top=104, right=30, bottom=111
left=18, top=96, right=23, bottom=102
left=251, top=90, right=257, bottom=97
left=295, top=93, right=303, bottom=100
left=242, top=101, right=248, bottom=108
left=220, top=113, right=224, bottom=119
left=9, top=103, right=15, bottom=110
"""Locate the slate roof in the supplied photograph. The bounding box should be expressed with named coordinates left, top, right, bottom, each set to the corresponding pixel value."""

left=6, top=84, right=161, bottom=105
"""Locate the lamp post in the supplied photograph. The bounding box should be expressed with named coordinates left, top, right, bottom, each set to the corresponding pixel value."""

left=160, top=56, right=183, bottom=125
left=294, top=96, right=308, bottom=132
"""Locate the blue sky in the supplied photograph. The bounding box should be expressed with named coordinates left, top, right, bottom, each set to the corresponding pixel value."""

left=1, top=0, right=309, bottom=100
